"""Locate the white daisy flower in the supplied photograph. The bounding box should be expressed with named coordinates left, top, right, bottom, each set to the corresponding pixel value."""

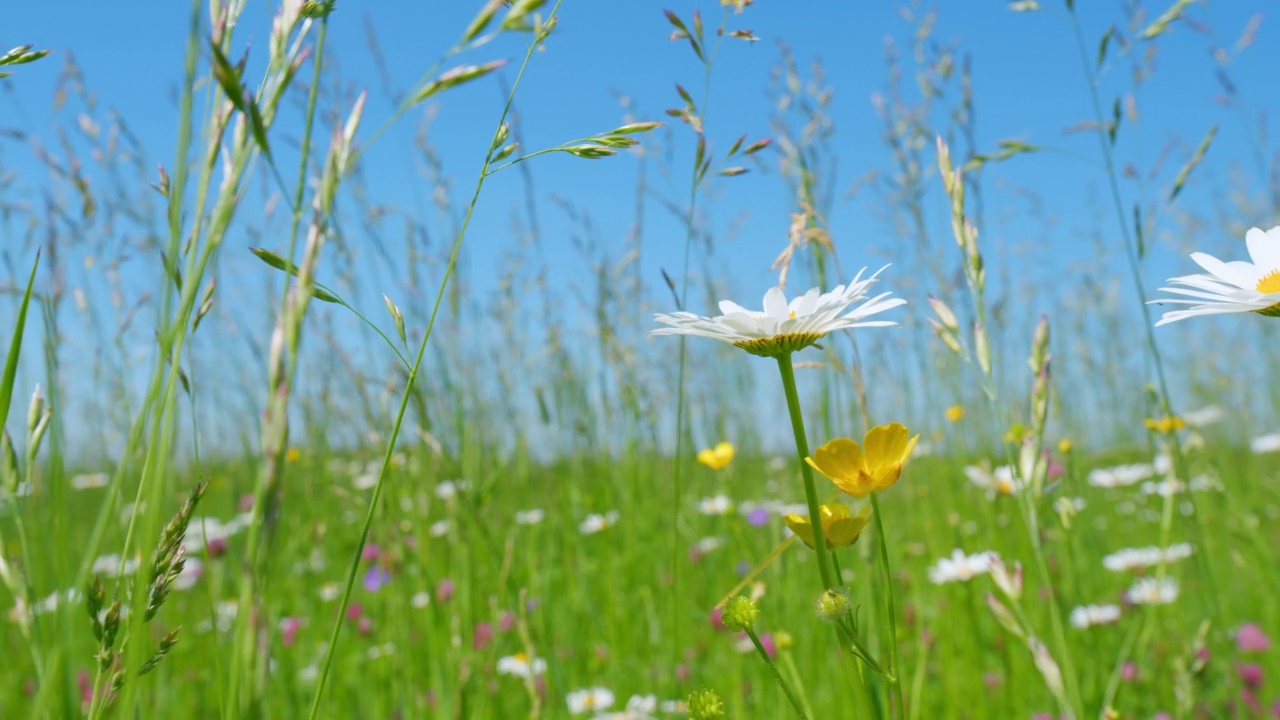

left=963, top=463, right=1022, bottom=496
left=497, top=653, right=547, bottom=678
left=435, top=479, right=470, bottom=499
left=579, top=511, right=619, bottom=535
left=515, top=508, right=545, bottom=525
left=927, top=549, right=998, bottom=584
left=1087, top=463, right=1156, bottom=489
left=566, top=687, right=615, bottom=714
left=1251, top=433, right=1280, bottom=454
left=696, top=495, right=734, bottom=515
left=91, top=553, right=141, bottom=577
left=1125, top=576, right=1179, bottom=605
left=1152, top=226, right=1280, bottom=325
left=1181, top=405, right=1224, bottom=427
left=70, top=472, right=110, bottom=490
left=1069, top=604, right=1122, bottom=629
left=651, top=267, right=905, bottom=357
left=694, top=536, right=726, bottom=554
left=1102, top=543, right=1193, bottom=572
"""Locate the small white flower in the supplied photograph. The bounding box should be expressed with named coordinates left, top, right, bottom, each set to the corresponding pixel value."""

left=928, top=549, right=997, bottom=584
left=367, top=642, right=396, bottom=659
left=1070, top=604, right=1122, bottom=629
left=1125, top=576, right=1179, bottom=605
left=298, top=664, right=319, bottom=683
left=697, top=495, right=734, bottom=515
left=964, top=463, right=1022, bottom=496
left=429, top=520, right=450, bottom=538
left=651, top=268, right=905, bottom=357
left=317, top=582, right=340, bottom=602
left=172, top=558, right=203, bottom=591
left=411, top=591, right=431, bottom=609
left=1181, top=405, right=1225, bottom=427
left=1151, top=226, right=1280, bottom=325
left=70, top=472, right=110, bottom=490
left=91, top=554, right=140, bottom=577
left=1087, top=463, right=1155, bottom=489
left=579, top=511, right=619, bottom=535
left=435, top=479, right=470, bottom=500
left=1103, top=544, right=1193, bottom=572
left=567, top=687, right=615, bottom=715
left=497, top=653, right=547, bottom=678
left=515, top=508, right=545, bottom=525
left=1251, top=433, right=1280, bottom=454
left=694, top=536, right=726, bottom=554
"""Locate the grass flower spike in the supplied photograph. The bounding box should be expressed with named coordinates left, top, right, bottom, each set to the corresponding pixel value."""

left=1152, top=226, right=1280, bottom=325
left=806, top=423, right=919, bottom=498
left=783, top=503, right=872, bottom=549
left=696, top=441, right=736, bottom=470
left=651, top=266, right=905, bottom=357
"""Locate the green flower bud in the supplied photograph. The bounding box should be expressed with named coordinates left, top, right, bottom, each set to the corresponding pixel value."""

left=816, top=588, right=850, bottom=623
left=722, top=595, right=758, bottom=631
left=688, top=688, right=725, bottom=720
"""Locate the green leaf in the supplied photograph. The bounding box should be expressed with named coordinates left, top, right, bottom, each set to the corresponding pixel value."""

left=1097, top=25, right=1115, bottom=68
left=208, top=40, right=247, bottom=114
left=249, top=247, right=342, bottom=303
left=1108, top=97, right=1121, bottom=146
left=0, top=251, right=40, bottom=434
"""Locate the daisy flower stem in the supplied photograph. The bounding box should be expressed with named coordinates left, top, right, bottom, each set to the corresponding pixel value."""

left=775, top=352, right=835, bottom=591
left=746, top=628, right=809, bottom=720
left=869, top=493, right=906, bottom=719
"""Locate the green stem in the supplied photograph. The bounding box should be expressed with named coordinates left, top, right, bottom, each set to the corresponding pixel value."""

left=870, top=494, right=906, bottom=720
left=746, top=628, right=809, bottom=720
left=775, top=353, right=833, bottom=590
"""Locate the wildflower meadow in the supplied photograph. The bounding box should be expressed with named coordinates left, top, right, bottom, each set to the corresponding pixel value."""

left=3, top=1, right=1280, bottom=718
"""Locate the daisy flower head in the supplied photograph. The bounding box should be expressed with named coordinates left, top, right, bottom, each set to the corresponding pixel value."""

left=1125, top=576, right=1180, bottom=605
left=567, top=687, right=615, bottom=714
left=1069, top=604, right=1122, bottom=629
left=650, top=267, right=905, bottom=358
left=928, top=549, right=998, bottom=585
left=497, top=652, right=547, bottom=678
left=1152, top=226, right=1280, bottom=326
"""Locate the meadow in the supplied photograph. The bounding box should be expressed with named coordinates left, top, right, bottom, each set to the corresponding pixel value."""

left=1, top=1, right=1279, bottom=718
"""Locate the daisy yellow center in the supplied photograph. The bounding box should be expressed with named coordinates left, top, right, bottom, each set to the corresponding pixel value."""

left=733, top=331, right=824, bottom=357
left=1257, top=269, right=1280, bottom=294
left=788, top=310, right=797, bottom=319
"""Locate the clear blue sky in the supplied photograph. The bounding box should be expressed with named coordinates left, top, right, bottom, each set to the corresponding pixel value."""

left=2, top=1, right=1277, bottom=455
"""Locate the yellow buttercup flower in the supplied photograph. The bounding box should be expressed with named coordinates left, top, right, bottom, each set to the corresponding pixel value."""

left=1057, top=438, right=1073, bottom=454
left=944, top=405, right=965, bottom=423
left=696, top=441, right=736, bottom=471
left=285, top=447, right=301, bottom=463
left=806, top=423, right=919, bottom=498
left=784, top=503, right=872, bottom=549
left=1144, top=416, right=1186, bottom=434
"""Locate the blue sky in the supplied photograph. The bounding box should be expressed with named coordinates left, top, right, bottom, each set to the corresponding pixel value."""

left=2, top=1, right=1277, bottom=454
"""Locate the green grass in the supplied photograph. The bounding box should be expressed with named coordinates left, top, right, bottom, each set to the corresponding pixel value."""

left=2, top=0, right=1280, bottom=717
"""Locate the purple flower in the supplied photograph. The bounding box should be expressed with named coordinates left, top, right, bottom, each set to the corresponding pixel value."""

left=1237, top=623, right=1272, bottom=653
left=745, top=506, right=770, bottom=527
left=364, top=566, right=392, bottom=593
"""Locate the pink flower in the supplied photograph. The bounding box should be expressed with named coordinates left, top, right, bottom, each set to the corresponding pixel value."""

left=345, top=602, right=364, bottom=622
left=357, top=616, right=373, bottom=636
left=499, top=612, right=516, bottom=632
left=280, top=616, right=303, bottom=647
left=361, top=543, right=381, bottom=563
left=473, top=622, right=493, bottom=650
left=206, top=537, right=228, bottom=558
left=1121, top=661, right=1139, bottom=683
left=1239, top=662, right=1264, bottom=690
left=435, top=578, right=455, bottom=604
left=1237, top=623, right=1272, bottom=653
left=709, top=607, right=726, bottom=631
